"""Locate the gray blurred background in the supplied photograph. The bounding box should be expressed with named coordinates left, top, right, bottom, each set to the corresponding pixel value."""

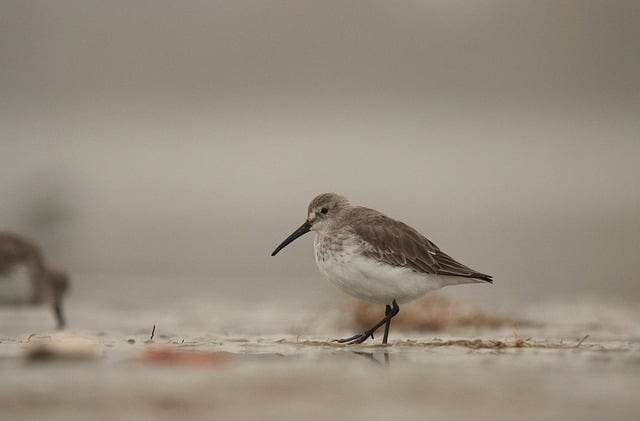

left=1, top=1, right=639, bottom=323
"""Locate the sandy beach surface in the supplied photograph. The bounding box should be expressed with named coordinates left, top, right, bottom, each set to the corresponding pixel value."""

left=1, top=290, right=639, bottom=421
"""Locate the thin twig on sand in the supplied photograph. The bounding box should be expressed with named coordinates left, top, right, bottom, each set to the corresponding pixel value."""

left=576, top=334, right=590, bottom=347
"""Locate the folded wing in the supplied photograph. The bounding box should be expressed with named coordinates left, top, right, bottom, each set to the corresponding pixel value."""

left=350, top=208, right=493, bottom=283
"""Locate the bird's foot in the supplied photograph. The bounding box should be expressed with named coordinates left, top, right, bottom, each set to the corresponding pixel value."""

left=334, top=330, right=375, bottom=345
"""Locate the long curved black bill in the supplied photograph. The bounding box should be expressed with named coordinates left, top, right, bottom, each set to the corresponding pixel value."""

left=271, top=220, right=312, bottom=256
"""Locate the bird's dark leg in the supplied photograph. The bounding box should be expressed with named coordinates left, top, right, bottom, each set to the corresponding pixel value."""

left=53, top=300, right=65, bottom=329
left=382, top=304, right=392, bottom=344
left=335, top=300, right=399, bottom=345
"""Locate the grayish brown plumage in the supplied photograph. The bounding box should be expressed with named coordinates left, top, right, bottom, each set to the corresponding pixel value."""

left=305, top=193, right=493, bottom=282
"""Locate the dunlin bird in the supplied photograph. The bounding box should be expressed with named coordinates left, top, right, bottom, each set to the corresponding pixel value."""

left=271, top=193, right=492, bottom=344
left=0, top=232, right=69, bottom=329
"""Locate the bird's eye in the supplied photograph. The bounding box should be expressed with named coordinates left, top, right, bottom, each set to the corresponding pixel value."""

left=320, top=207, right=329, bottom=214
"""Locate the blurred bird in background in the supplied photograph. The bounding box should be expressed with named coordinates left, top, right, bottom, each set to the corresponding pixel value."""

left=0, top=232, right=69, bottom=329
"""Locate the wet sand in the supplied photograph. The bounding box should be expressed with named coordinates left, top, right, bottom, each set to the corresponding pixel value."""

left=1, top=300, right=639, bottom=421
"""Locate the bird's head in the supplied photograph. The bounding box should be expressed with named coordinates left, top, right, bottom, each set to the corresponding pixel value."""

left=271, top=193, right=349, bottom=256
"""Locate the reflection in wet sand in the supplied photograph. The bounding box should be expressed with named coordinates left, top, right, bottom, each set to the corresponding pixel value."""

left=352, top=351, right=391, bottom=367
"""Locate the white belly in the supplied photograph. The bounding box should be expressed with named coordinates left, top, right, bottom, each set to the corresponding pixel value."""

left=313, top=232, right=482, bottom=305
left=313, top=242, right=454, bottom=304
